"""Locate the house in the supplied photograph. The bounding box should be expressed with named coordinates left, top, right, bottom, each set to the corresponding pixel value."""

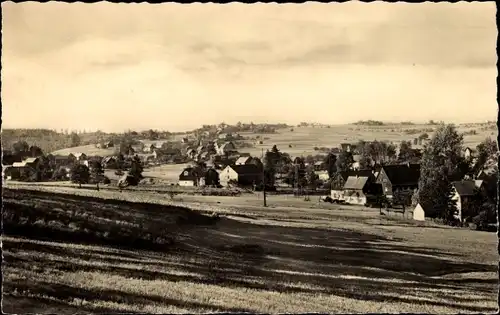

left=340, top=143, right=352, bottom=152
left=220, top=164, right=262, bottom=187
left=102, top=156, right=118, bottom=169
left=181, top=137, right=189, bottom=144
left=375, top=163, right=420, bottom=199
left=198, top=151, right=209, bottom=161
left=54, top=155, right=73, bottom=166
left=73, top=153, right=88, bottom=161
left=314, top=161, right=326, bottom=171
left=178, top=167, right=199, bottom=186
left=143, top=144, right=156, bottom=153
left=103, top=141, right=114, bottom=148
left=24, top=157, right=41, bottom=169
left=343, top=175, right=382, bottom=205
left=235, top=156, right=253, bottom=165
left=11, top=161, right=35, bottom=179
left=464, top=147, right=476, bottom=160
left=451, top=180, right=483, bottom=222
left=352, top=155, right=361, bottom=170
left=413, top=203, right=427, bottom=221
left=315, top=170, right=330, bottom=181
left=3, top=165, right=14, bottom=180
left=186, top=148, right=196, bottom=160
left=216, top=141, right=237, bottom=156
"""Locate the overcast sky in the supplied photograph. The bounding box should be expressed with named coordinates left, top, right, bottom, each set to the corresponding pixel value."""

left=2, top=2, right=497, bottom=132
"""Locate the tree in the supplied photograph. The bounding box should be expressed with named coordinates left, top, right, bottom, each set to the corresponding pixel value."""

left=474, top=137, right=498, bottom=174
left=336, top=151, right=354, bottom=173
left=205, top=168, right=220, bottom=187
left=29, top=145, right=44, bottom=157
left=90, top=160, right=104, bottom=190
left=70, top=132, right=81, bottom=147
left=418, top=124, right=465, bottom=221
left=306, top=166, right=320, bottom=190
left=129, top=156, right=144, bottom=182
left=12, top=141, right=29, bottom=154
left=398, top=141, right=416, bottom=163
left=70, top=164, right=90, bottom=188
left=324, top=151, right=338, bottom=178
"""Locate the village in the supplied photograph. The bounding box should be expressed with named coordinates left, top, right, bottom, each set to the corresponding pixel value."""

left=2, top=121, right=498, bottom=230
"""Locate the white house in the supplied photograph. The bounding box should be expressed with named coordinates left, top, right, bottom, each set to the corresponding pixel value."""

left=219, top=164, right=261, bottom=187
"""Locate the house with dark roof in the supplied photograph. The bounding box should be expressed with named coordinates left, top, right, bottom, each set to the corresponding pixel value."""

left=340, top=143, right=352, bottom=152
left=451, top=180, right=484, bottom=222
left=220, top=164, right=262, bottom=187
left=235, top=156, right=253, bottom=165
left=343, top=175, right=383, bottom=205
left=178, top=167, right=199, bottom=186
left=375, top=163, right=420, bottom=199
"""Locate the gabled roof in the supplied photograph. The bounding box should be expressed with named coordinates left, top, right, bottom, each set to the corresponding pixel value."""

left=229, top=164, right=260, bottom=175
left=344, top=176, right=370, bottom=190
left=24, top=157, right=39, bottom=164
left=452, top=180, right=477, bottom=196
left=314, top=161, right=324, bottom=166
left=340, top=169, right=374, bottom=182
left=219, top=142, right=235, bottom=151
left=236, top=156, right=251, bottom=165
left=12, top=162, right=27, bottom=167
left=179, top=167, right=197, bottom=180
left=381, top=163, right=420, bottom=186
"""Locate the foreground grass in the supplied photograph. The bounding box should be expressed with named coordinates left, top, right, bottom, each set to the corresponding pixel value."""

left=2, top=187, right=498, bottom=314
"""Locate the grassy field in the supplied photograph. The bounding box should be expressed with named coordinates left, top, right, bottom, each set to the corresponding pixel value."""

left=237, top=124, right=497, bottom=157
left=2, top=185, right=498, bottom=314
left=48, top=123, right=496, bottom=159
left=51, top=144, right=116, bottom=157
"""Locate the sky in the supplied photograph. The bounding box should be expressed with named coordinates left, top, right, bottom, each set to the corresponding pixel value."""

left=1, top=2, right=497, bottom=132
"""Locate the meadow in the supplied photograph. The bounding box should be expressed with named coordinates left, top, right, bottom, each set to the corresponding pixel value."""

left=2, top=184, right=498, bottom=314
left=235, top=123, right=496, bottom=157
left=47, top=123, right=497, bottom=159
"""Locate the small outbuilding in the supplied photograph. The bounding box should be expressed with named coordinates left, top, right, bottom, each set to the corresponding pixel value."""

left=413, top=203, right=426, bottom=221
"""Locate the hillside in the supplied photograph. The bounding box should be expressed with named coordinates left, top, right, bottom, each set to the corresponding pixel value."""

left=236, top=123, right=497, bottom=158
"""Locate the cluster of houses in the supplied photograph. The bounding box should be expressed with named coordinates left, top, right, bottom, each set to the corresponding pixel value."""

left=2, top=152, right=90, bottom=181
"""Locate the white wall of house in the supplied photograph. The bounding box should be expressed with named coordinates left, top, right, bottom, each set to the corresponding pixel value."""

left=220, top=166, right=239, bottom=186
left=451, top=189, right=463, bottom=221
left=331, top=190, right=345, bottom=200
left=179, top=180, right=195, bottom=187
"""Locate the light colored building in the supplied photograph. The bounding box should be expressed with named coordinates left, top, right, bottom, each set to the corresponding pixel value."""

left=220, top=164, right=261, bottom=187
left=178, top=167, right=198, bottom=186
left=413, top=203, right=426, bottom=221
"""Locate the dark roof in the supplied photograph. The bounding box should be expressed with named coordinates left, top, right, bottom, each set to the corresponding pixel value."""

left=179, top=167, right=197, bottom=180
left=452, top=180, right=477, bottom=196
left=340, top=169, right=374, bottom=182
left=344, top=176, right=369, bottom=190
left=230, top=164, right=261, bottom=175
left=381, top=163, right=420, bottom=186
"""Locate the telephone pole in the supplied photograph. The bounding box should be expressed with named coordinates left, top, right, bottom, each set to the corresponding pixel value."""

left=262, top=148, right=267, bottom=207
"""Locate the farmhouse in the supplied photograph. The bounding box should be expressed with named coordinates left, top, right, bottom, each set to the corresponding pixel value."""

left=217, top=141, right=237, bottom=156
left=11, top=161, right=35, bottom=179
left=451, top=180, right=483, bottom=222
left=376, top=163, right=420, bottom=199
left=343, top=175, right=382, bottom=205
left=178, top=167, right=199, bottom=186
left=220, top=164, right=262, bottom=187
left=235, top=156, right=253, bottom=165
